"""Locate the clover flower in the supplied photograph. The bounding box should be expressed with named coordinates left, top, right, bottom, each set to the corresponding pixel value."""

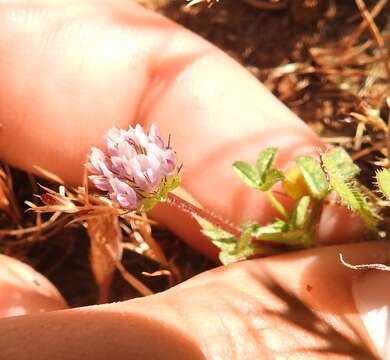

left=87, top=124, right=180, bottom=211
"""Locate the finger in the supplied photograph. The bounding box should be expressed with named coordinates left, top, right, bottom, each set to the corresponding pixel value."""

left=0, top=255, right=67, bottom=317
left=139, top=240, right=388, bottom=358
left=0, top=241, right=385, bottom=359
left=0, top=0, right=359, bottom=257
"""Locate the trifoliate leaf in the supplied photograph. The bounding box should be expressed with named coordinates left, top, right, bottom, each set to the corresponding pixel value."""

left=256, top=147, right=278, bottom=182
left=323, top=147, right=360, bottom=180
left=233, top=161, right=260, bottom=188
left=291, top=195, right=310, bottom=229
left=209, top=226, right=278, bottom=265
left=376, top=169, right=390, bottom=201
left=296, top=156, right=329, bottom=199
left=321, top=149, right=379, bottom=231
left=259, top=168, right=285, bottom=191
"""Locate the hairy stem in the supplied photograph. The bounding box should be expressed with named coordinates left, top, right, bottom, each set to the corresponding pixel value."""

left=167, top=192, right=242, bottom=238
left=167, top=192, right=286, bottom=250
left=303, top=199, right=323, bottom=247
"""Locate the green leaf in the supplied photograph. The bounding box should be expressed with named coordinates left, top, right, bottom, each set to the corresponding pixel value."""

left=321, top=149, right=379, bottom=231
left=209, top=226, right=278, bottom=265
left=203, top=228, right=237, bottom=260
left=291, top=196, right=311, bottom=229
left=202, top=228, right=235, bottom=242
left=238, top=242, right=277, bottom=258
left=219, top=251, right=240, bottom=265
left=257, top=229, right=308, bottom=245
left=202, top=228, right=236, bottom=252
left=240, top=222, right=260, bottom=231
left=212, top=240, right=236, bottom=253
left=259, top=168, right=285, bottom=191
left=256, top=147, right=278, bottom=182
left=296, top=156, right=329, bottom=199
left=253, top=219, right=290, bottom=237
left=253, top=219, right=314, bottom=247
left=236, top=227, right=253, bottom=253
left=219, top=240, right=277, bottom=265
left=233, top=161, right=260, bottom=188
left=376, top=169, right=390, bottom=201
left=323, top=147, right=360, bottom=180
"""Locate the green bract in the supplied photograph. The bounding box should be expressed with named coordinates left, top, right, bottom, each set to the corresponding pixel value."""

left=321, top=148, right=380, bottom=231
left=376, top=169, right=390, bottom=201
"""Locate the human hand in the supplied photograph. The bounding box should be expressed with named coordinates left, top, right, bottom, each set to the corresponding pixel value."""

left=0, top=0, right=388, bottom=359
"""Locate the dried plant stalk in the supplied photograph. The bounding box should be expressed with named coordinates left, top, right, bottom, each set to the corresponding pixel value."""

left=87, top=214, right=123, bottom=303
left=27, top=181, right=165, bottom=298
left=0, top=165, right=20, bottom=223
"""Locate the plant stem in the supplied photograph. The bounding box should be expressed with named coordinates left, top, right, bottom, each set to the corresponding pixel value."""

left=167, top=192, right=285, bottom=250
left=303, top=199, right=324, bottom=247
left=167, top=192, right=242, bottom=238
left=264, top=191, right=289, bottom=220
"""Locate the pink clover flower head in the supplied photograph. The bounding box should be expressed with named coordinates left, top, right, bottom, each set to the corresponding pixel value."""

left=86, top=124, right=180, bottom=211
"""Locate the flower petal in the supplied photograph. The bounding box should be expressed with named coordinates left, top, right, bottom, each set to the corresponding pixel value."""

left=109, top=178, right=138, bottom=209
left=88, top=175, right=112, bottom=191
left=149, top=124, right=164, bottom=148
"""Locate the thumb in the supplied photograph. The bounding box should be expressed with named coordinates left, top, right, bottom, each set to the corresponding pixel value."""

left=353, top=263, right=390, bottom=358
left=0, top=0, right=362, bottom=258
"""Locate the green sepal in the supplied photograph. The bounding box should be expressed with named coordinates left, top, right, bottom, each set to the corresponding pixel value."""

left=157, top=174, right=181, bottom=201
left=233, top=161, right=260, bottom=189
left=138, top=174, right=181, bottom=212
left=139, top=199, right=158, bottom=212
left=296, top=156, right=329, bottom=199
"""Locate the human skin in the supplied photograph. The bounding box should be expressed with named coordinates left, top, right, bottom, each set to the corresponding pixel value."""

left=0, top=0, right=387, bottom=358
